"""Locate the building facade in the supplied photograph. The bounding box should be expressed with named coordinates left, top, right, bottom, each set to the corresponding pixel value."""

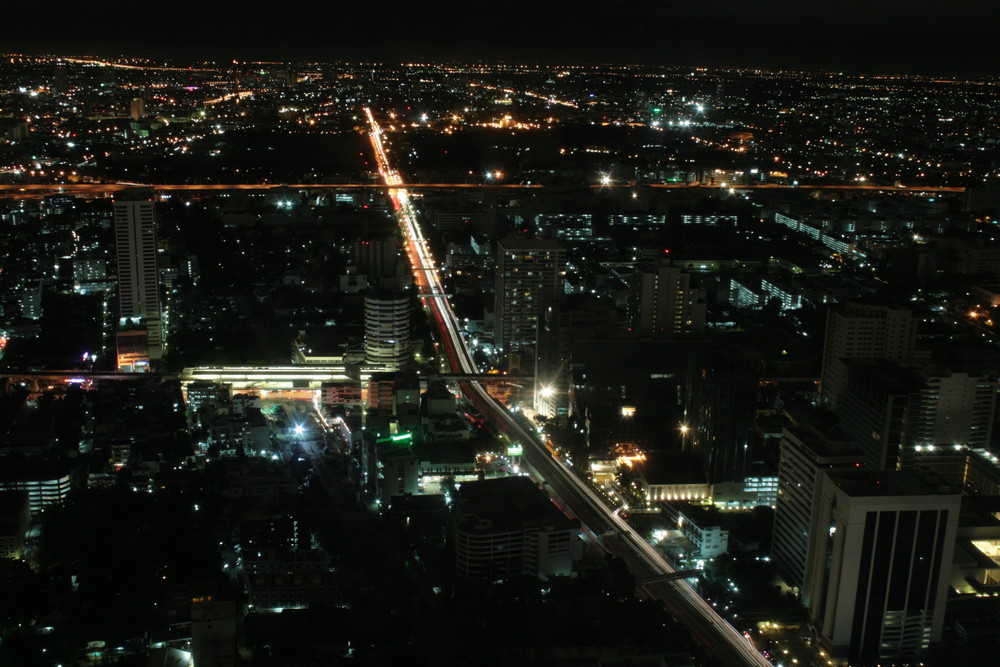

left=453, top=476, right=581, bottom=582
left=804, top=470, right=959, bottom=665
left=493, top=236, right=566, bottom=353
left=772, top=426, right=864, bottom=592
left=628, top=260, right=705, bottom=335
left=364, top=292, right=410, bottom=370
left=819, top=301, right=916, bottom=411
left=114, top=188, right=162, bottom=365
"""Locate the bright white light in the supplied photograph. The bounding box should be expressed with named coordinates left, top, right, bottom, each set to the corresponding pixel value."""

left=539, top=385, right=555, bottom=398
left=600, top=174, right=611, bottom=186
left=293, top=425, right=304, bottom=435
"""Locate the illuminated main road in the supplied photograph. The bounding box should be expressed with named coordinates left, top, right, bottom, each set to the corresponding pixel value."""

left=365, top=107, right=772, bottom=667
left=0, top=182, right=967, bottom=197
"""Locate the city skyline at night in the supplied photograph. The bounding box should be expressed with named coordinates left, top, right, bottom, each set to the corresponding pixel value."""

left=1, top=35, right=1000, bottom=667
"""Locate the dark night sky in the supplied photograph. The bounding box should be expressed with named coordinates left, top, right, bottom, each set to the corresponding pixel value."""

left=7, top=1, right=999, bottom=75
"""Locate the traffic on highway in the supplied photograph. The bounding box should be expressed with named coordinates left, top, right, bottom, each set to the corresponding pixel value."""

left=365, top=107, right=773, bottom=667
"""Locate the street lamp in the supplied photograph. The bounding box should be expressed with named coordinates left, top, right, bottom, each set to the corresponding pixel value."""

left=539, top=385, right=555, bottom=398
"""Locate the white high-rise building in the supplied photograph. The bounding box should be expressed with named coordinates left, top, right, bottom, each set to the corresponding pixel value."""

left=820, top=300, right=916, bottom=411
left=114, top=188, right=162, bottom=364
left=772, top=426, right=864, bottom=593
left=915, top=369, right=996, bottom=449
left=364, top=292, right=410, bottom=370
left=804, top=469, right=959, bottom=665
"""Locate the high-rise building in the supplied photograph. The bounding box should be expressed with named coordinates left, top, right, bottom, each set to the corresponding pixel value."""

left=804, top=469, right=959, bottom=665
left=834, top=361, right=999, bottom=472
left=913, top=368, right=996, bottom=449
left=493, top=236, right=566, bottom=353
left=364, top=292, right=410, bottom=370
left=772, top=425, right=864, bottom=593
left=837, top=360, right=923, bottom=471
left=191, top=598, right=237, bottom=667
left=820, top=300, right=917, bottom=411
left=352, top=236, right=399, bottom=281
left=114, top=188, right=162, bottom=365
left=627, top=260, right=705, bottom=335
left=129, top=97, right=145, bottom=121
left=686, top=347, right=760, bottom=484
left=533, top=304, right=571, bottom=421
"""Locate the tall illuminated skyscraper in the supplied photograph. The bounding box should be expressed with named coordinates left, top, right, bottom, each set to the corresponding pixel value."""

left=114, top=188, right=162, bottom=368
left=494, top=236, right=565, bottom=353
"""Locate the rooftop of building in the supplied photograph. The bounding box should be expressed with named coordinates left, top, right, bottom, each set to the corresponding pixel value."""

left=454, top=475, right=577, bottom=532
left=497, top=235, right=565, bottom=251
left=784, top=424, right=864, bottom=460
left=637, top=452, right=707, bottom=486
left=824, top=469, right=960, bottom=498
left=387, top=493, right=448, bottom=515
left=677, top=502, right=726, bottom=528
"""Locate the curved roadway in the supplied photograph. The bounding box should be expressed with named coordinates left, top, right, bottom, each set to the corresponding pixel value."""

left=365, top=107, right=771, bottom=667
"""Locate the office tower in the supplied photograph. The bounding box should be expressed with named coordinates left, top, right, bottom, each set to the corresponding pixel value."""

left=53, top=62, right=68, bottom=95
left=114, top=188, right=162, bottom=366
left=191, top=598, right=237, bottom=667
left=533, top=304, right=571, bottom=421
left=364, top=292, right=410, bottom=370
left=19, top=280, right=43, bottom=320
left=837, top=361, right=999, bottom=472
left=493, top=236, right=566, bottom=353
left=73, top=253, right=107, bottom=283
left=627, top=260, right=705, bottom=335
left=686, top=347, right=760, bottom=483
left=837, top=360, right=923, bottom=471
left=352, top=236, right=399, bottom=282
left=914, top=368, right=996, bottom=449
left=820, top=300, right=916, bottom=411
left=803, top=469, right=959, bottom=665
left=772, top=425, right=864, bottom=593
left=129, top=97, right=145, bottom=121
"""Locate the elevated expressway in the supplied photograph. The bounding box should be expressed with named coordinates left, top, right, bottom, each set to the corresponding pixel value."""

left=365, top=107, right=771, bottom=667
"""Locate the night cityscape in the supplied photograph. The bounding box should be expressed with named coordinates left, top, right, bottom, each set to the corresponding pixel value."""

left=2, top=7, right=1000, bottom=666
